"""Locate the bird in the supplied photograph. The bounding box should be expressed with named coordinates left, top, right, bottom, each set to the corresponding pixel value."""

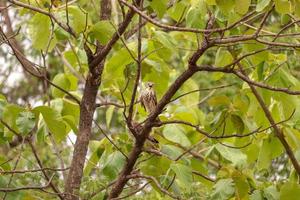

left=140, top=82, right=158, bottom=114
left=139, top=82, right=160, bottom=143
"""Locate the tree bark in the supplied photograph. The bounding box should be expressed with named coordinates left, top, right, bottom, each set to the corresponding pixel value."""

left=64, top=0, right=141, bottom=199
left=64, top=73, right=100, bottom=199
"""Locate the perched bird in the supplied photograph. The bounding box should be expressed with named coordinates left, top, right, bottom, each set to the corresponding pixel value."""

left=140, top=82, right=158, bottom=114
left=139, top=82, right=160, bottom=143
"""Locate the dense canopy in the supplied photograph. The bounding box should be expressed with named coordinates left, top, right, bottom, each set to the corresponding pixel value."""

left=1, top=0, right=300, bottom=199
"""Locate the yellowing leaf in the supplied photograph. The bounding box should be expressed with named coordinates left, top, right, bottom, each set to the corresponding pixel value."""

left=216, top=0, right=235, bottom=14
left=280, top=182, right=300, bottom=200
left=274, top=0, right=293, bottom=14
left=256, top=0, right=271, bottom=12
left=235, top=0, right=250, bottom=15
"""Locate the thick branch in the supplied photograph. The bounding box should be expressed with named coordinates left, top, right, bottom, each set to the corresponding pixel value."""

left=64, top=1, right=141, bottom=199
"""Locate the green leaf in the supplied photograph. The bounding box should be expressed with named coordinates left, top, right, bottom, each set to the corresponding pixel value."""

left=51, top=73, right=71, bottom=98
left=295, top=0, right=300, bottom=17
left=34, top=106, right=67, bottom=142
left=102, top=151, right=126, bottom=181
left=230, top=114, right=244, bottom=133
left=215, top=144, right=247, bottom=167
left=62, top=115, right=78, bottom=134
left=208, top=95, right=231, bottom=106
left=257, top=136, right=284, bottom=170
left=104, top=42, right=135, bottom=85
left=234, top=0, right=250, bottom=15
left=161, top=145, right=183, bottom=160
left=28, top=13, right=51, bottom=50
left=215, top=48, right=233, bottom=67
left=250, top=190, right=264, bottom=200
left=0, top=156, right=11, bottom=171
left=280, top=182, right=300, bottom=200
left=264, top=185, right=280, bottom=200
left=256, top=0, right=271, bottom=12
left=274, top=0, right=293, bottom=14
left=0, top=99, right=7, bottom=118
left=150, top=0, right=168, bottom=18
left=153, top=30, right=175, bottom=50
left=163, top=124, right=191, bottom=147
left=268, top=53, right=287, bottom=65
left=140, top=156, right=171, bottom=176
left=186, top=1, right=207, bottom=29
left=84, top=141, right=105, bottom=176
left=16, top=111, right=36, bottom=135
left=68, top=6, right=87, bottom=33
left=2, top=104, right=24, bottom=138
left=170, top=163, right=193, bottom=191
left=167, top=1, right=188, bottom=22
left=233, top=175, right=250, bottom=199
left=210, top=178, right=235, bottom=200
left=62, top=99, right=80, bottom=124
left=106, top=105, right=114, bottom=128
left=216, top=0, right=235, bottom=15
left=90, top=21, right=114, bottom=45
left=243, top=42, right=268, bottom=65
left=206, top=0, right=216, bottom=5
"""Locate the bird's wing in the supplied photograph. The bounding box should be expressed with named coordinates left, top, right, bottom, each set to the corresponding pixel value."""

left=153, top=91, right=157, bottom=105
left=140, top=95, right=146, bottom=111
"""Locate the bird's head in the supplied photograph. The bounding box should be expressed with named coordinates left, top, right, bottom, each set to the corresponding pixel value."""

left=145, top=82, right=154, bottom=88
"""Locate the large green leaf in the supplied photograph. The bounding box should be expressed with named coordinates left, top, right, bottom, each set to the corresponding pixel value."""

left=215, top=48, right=233, bottom=67
left=51, top=73, right=71, bottom=98
left=186, top=1, right=207, bottom=29
left=2, top=104, right=24, bottom=138
left=84, top=140, right=105, bottom=176
left=256, top=0, right=271, bottom=12
left=163, top=124, right=191, bottom=147
left=295, top=0, right=300, bottom=17
left=33, top=106, right=67, bottom=142
left=234, top=0, right=250, bottom=15
left=230, top=114, right=244, bottom=133
left=68, top=6, right=87, bottom=33
left=28, top=13, right=51, bottom=50
left=161, top=145, right=183, bottom=160
left=90, top=21, right=114, bottom=45
left=140, top=156, right=171, bottom=176
left=102, top=151, right=126, bottom=181
left=264, top=185, right=280, bottom=200
left=274, top=0, right=293, bottom=14
left=215, top=144, right=247, bottom=167
left=150, top=0, right=168, bottom=18
left=280, top=182, right=300, bottom=200
left=0, top=99, right=7, bottom=118
left=233, top=175, right=250, bottom=199
left=106, top=105, right=114, bottom=128
left=167, top=1, right=188, bottom=21
left=216, top=0, right=235, bottom=15
left=209, top=178, right=235, bottom=200
left=257, top=136, right=284, bottom=170
left=16, top=111, right=36, bottom=135
left=170, top=163, right=193, bottom=191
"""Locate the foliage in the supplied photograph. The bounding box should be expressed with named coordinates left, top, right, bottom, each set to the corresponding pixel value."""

left=1, top=0, right=300, bottom=199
